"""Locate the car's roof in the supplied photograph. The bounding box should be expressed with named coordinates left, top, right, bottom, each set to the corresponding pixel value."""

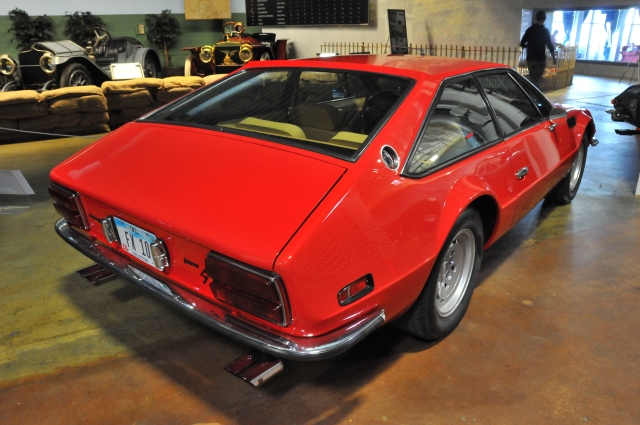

left=287, top=54, right=511, bottom=79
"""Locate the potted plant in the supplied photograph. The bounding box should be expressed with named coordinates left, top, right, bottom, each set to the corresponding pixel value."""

left=7, top=8, right=54, bottom=49
left=145, top=10, right=182, bottom=76
left=64, top=11, right=106, bottom=45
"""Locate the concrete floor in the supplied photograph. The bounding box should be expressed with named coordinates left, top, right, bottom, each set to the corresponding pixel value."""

left=1, top=75, right=639, bottom=425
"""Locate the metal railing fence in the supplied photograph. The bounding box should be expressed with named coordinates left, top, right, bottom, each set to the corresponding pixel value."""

left=319, top=42, right=577, bottom=91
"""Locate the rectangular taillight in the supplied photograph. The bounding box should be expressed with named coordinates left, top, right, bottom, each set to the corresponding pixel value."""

left=48, top=184, right=88, bottom=230
left=205, top=252, right=290, bottom=326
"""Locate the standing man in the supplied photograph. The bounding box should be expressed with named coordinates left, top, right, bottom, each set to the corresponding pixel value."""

left=520, top=10, right=557, bottom=89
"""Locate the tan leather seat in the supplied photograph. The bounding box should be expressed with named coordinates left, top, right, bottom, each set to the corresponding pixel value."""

left=289, top=104, right=342, bottom=141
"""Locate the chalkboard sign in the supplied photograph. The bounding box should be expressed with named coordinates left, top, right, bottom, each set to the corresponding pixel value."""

left=246, top=0, right=369, bottom=26
left=388, top=9, right=408, bottom=54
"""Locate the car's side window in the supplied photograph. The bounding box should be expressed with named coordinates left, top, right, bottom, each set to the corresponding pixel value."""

left=475, top=73, right=543, bottom=136
left=517, top=79, right=553, bottom=117
left=405, top=77, right=500, bottom=175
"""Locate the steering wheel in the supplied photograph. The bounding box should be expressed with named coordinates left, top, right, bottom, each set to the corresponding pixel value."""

left=361, top=89, right=401, bottom=134
left=91, top=27, right=112, bottom=47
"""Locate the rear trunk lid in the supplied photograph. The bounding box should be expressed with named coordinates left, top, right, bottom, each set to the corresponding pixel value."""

left=51, top=123, right=347, bottom=269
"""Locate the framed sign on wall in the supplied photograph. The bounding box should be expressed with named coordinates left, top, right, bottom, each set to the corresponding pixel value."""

left=246, top=0, right=369, bottom=26
left=388, top=9, right=408, bottom=54
left=185, top=0, right=231, bottom=20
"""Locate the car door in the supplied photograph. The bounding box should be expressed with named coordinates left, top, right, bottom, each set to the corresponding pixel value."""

left=475, top=72, right=562, bottom=224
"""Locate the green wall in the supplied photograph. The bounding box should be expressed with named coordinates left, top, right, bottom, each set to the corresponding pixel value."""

left=0, top=13, right=259, bottom=70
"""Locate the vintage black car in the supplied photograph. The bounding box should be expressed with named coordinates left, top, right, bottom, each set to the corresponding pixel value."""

left=0, top=28, right=161, bottom=91
left=183, top=22, right=286, bottom=77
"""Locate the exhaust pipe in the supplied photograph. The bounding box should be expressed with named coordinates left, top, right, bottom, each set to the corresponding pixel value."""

left=224, top=349, right=283, bottom=386
left=76, top=264, right=116, bottom=285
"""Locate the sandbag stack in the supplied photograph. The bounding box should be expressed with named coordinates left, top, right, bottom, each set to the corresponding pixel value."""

left=157, top=76, right=205, bottom=103
left=0, top=73, right=229, bottom=142
left=102, top=76, right=213, bottom=129
left=0, top=91, right=47, bottom=142
left=0, top=87, right=110, bottom=143
left=39, top=86, right=110, bottom=136
left=102, top=78, right=164, bottom=130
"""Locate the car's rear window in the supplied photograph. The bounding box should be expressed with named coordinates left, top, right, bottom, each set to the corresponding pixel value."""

left=143, top=69, right=413, bottom=160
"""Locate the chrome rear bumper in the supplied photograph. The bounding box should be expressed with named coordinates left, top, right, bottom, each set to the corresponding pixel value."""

left=55, top=218, right=385, bottom=361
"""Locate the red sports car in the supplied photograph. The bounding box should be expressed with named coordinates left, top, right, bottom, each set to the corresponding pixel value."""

left=50, top=55, right=596, bottom=363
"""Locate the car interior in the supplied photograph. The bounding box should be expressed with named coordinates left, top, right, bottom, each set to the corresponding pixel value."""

left=146, top=69, right=412, bottom=159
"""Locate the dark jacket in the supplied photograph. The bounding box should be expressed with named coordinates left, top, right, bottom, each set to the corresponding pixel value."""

left=520, top=23, right=556, bottom=62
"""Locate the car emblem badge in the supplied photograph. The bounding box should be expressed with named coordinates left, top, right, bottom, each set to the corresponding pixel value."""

left=222, top=50, right=239, bottom=65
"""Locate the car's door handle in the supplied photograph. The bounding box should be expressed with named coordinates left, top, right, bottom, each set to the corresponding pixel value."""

left=516, top=167, right=529, bottom=180
left=548, top=122, right=557, bottom=132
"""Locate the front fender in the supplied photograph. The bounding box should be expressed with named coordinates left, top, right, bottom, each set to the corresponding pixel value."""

left=57, top=57, right=112, bottom=85
left=132, top=48, right=160, bottom=66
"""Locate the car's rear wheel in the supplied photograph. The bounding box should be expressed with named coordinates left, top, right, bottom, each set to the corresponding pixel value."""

left=60, top=63, right=93, bottom=87
left=143, top=57, right=159, bottom=78
left=394, top=208, right=484, bottom=340
left=545, top=135, right=588, bottom=204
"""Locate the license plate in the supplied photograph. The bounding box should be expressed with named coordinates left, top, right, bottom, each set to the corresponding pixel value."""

left=114, top=217, right=159, bottom=269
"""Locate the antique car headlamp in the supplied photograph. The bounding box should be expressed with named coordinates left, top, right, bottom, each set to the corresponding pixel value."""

left=0, top=54, right=17, bottom=76
left=239, top=44, right=253, bottom=63
left=199, top=46, right=214, bottom=64
left=84, top=44, right=96, bottom=62
left=40, top=52, right=56, bottom=74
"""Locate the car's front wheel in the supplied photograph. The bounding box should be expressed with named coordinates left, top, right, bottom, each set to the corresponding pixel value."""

left=545, top=135, right=588, bottom=204
left=394, top=208, right=484, bottom=340
left=60, top=63, right=93, bottom=87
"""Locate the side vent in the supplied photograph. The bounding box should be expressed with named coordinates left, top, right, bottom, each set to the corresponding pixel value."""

left=567, top=116, right=577, bottom=129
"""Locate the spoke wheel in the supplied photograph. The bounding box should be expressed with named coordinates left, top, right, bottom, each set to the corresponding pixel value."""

left=436, top=229, right=475, bottom=317
left=60, top=63, right=93, bottom=88
left=68, top=70, right=89, bottom=86
left=569, top=143, right=585, bottom=192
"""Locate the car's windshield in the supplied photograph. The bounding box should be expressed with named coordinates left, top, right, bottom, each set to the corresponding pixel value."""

left=144, top=68, right=413, bottom=160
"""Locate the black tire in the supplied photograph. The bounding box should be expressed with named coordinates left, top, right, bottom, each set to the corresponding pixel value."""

left=143, top=56, right=159, bottom=78
left=545, top=135, right=588, bottom=204
left=60, top=63, right=93, bottom=87
left=394, top=208, right=484, bottom=340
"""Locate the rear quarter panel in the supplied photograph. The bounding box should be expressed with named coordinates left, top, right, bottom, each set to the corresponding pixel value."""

left=274, top=77, right=520, bottom=336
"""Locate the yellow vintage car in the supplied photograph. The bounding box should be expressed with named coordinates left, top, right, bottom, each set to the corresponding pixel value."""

left=182, top=22, right=286, bottom=76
